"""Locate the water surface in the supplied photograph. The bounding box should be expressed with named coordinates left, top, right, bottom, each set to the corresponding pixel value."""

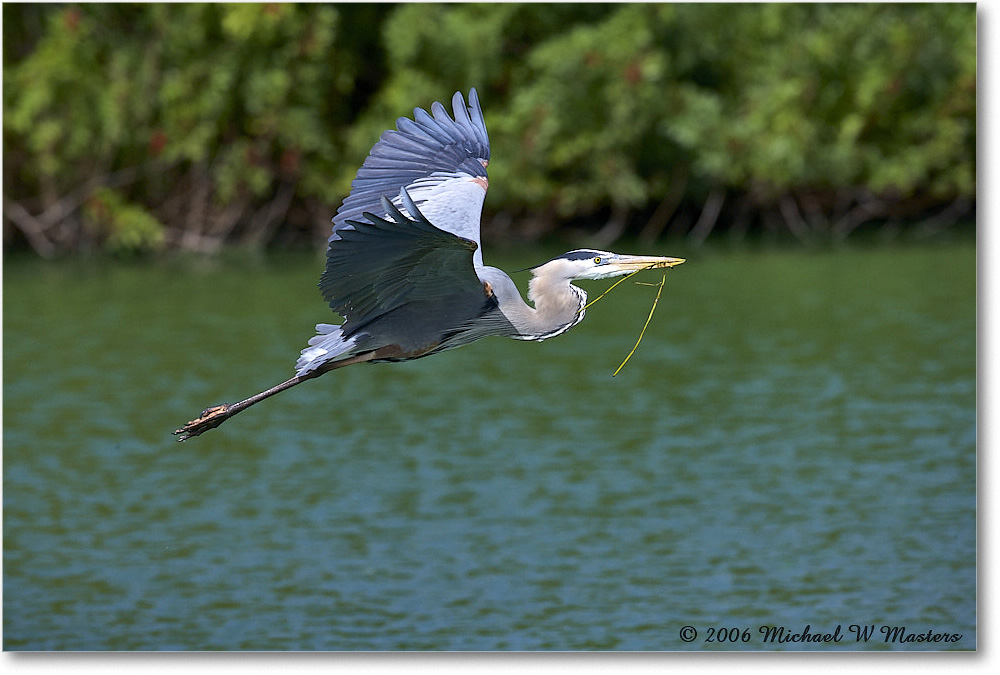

left=3, top=242, right=976, bottom=650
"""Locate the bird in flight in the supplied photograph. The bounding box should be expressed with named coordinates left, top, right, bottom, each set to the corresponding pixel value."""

left=174, top=89, right=684, bottom=440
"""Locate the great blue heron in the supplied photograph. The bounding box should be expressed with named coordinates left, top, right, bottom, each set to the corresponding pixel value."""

left=174, top=89, right=685, bottom=441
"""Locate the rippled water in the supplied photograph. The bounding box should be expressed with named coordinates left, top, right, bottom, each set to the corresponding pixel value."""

left=3, top=241, right=976, bottom=650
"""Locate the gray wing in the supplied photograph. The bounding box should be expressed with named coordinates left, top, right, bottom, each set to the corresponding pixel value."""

left=330, top=89, right=491, bottom=268
left=320, top=192, right=490, bottom=336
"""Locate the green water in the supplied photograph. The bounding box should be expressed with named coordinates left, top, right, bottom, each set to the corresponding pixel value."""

left=3, top=241, right=976, bottom=650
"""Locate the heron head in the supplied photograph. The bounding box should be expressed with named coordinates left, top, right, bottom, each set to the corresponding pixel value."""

left=535, top=249, right=686, bottom=281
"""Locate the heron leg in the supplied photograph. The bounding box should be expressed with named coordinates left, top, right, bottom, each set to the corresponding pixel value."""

left=172, top=371, right=320, bottom=441
left=172, top=404, right=233, bottom=441
left=172, top=350, right=378, bottom=441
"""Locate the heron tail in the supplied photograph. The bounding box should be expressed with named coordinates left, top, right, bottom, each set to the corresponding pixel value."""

left=295, top=323, right=359, bottom=375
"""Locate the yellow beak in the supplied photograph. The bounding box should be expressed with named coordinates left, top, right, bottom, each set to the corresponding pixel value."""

left=608, top=255, right=686, bottom=273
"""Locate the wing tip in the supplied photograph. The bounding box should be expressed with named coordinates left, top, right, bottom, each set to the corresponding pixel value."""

left=330, top=87, right=490, bottom=234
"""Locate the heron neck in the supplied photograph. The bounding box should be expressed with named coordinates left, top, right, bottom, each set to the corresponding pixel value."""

left=478, top=265, right=587, bottom=341
left=517, top=270, right=587, bottom=340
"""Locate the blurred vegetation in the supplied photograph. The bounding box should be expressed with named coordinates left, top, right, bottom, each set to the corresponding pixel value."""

left=3, top=3, right=975, bottom=257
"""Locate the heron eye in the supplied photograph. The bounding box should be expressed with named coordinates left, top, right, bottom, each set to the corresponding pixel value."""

left=593, top=256, right=602, bottom=265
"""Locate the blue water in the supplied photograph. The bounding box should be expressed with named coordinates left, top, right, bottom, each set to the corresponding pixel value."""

left=3, top=242, right=976, bottom=650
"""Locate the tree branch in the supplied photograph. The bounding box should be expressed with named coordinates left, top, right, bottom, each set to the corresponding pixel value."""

left=3, top=196, right=57, bottom=258
left=687, top=187, right=725, bottom=246
left=639, top=166, right=688, bottom=245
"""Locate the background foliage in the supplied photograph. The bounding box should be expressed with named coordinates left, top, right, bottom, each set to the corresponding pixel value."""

left=3, top=3, right=976, bottom=256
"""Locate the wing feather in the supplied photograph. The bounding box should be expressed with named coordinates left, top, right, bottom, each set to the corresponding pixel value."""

left=320, top=192, right=486, bottom=336
left=329, top=89, right=491, bottom=267
left=449, top=90, right=474, bottom=129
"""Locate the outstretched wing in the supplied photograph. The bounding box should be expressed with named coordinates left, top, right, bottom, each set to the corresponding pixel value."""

left=321, top=192, right=488, bottom=335
left=330, top=89, right=491, bottom=267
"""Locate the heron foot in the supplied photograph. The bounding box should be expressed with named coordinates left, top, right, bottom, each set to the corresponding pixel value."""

left=172, top=404, right=231, bottom=442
